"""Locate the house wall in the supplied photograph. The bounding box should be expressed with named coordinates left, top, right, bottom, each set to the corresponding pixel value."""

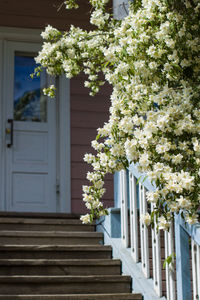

left=70, top=74, right=113, bottom=213
left=0, top=0, right=114, bottom=214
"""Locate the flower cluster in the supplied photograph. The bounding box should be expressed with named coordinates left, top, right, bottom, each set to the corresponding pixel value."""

left=36, top=0, right=200, bottom=229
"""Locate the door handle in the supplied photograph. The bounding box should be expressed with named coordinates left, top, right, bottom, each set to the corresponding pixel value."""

left=7, top=119, right=13, bottom=148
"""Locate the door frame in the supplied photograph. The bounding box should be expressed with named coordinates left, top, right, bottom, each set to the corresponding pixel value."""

left=0, top=26, right=71, bottom=213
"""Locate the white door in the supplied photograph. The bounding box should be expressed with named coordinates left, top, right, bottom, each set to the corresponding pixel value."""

left=4, top=41, right=57, bottom=212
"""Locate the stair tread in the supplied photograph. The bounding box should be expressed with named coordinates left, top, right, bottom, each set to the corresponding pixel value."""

left=0, top=244, right=111, bottom=250
left=0, top=275, right=132, bottom=282
left=0, top=212, right=80, bottom=219
left=0, top=218, right=91, bottom=225
left=0, top=259, right=121, bottom=265
left=0, top=231, right=102, bottom=237
left=0, top=294, right=142, bottom=299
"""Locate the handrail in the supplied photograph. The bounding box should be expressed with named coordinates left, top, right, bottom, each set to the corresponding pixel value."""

left=128, top=163, right=155, bottom=192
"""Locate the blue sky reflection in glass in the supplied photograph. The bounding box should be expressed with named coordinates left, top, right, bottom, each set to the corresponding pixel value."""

left=14, top=55, right=47, bottom=122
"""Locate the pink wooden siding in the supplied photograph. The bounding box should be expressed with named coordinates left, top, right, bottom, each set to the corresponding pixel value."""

left=0, top=0, right=114, bottom=214
left=70, top=74, right=113, bottom=214
left=0, top=0, right=92, bottom=30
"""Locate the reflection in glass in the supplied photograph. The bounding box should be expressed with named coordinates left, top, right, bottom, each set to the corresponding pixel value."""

left=14, top=54, right=47, bottom=122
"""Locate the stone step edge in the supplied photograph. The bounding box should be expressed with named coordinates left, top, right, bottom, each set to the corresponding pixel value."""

left=0, top=294, right=143, bottom=299
left=0, top=258, right=121, bottom=265
left=0, top=212, right=81, bottom=219
left=0, top=275, right=131, bottom=283
left=0, top=245, right=111, bottom=251
left=0, top=231, right=102, bottom=237
left=0, top=218, right=94, bottom=225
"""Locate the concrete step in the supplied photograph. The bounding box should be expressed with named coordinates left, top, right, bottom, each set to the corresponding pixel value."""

left=0, top=231, right=103, bottom=245
left=0, top=275, right=132, bottom=294
left=0, top=218, right=95, bottom=232
left=0, top=245, right=112, bottom=259
left=0, top=213, right=143, bottom=299
left=0, top=294, right=143, bottom=299
left=0, top=212, right=80, bottom=219
left=0, top=259, right=121, bottom=275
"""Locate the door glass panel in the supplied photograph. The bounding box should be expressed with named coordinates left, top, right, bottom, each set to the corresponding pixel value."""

left=14, top=52, right=47, bottom=122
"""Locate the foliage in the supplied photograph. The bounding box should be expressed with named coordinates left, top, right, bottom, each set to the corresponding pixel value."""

left=35, top=0, right=200, bottom=229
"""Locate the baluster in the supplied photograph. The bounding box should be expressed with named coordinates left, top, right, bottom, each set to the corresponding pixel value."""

left=139, top=184, right=150, bottom=278
left=120, top=170, right=129, bottom=248
left=192, top=240, right=200, bottom=300
left=151, top=203, right=162, bottom=296
left=129, top=172, right=139, bottom=262
left=164, top=224, right=176, bottom=300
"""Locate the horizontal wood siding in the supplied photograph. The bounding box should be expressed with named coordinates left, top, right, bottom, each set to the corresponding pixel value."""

left=0, top=0, right=92, bottom=30
left=71, top=74, right=113, bottom=214
left=0, top=0, right=114, bottom=214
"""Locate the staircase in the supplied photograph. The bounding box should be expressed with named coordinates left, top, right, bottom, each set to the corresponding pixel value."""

left=0, top=213, right=142, bottom=300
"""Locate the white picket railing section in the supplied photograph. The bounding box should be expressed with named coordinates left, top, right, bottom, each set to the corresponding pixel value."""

left=120, top=168, right=176, bottom=299
left=175, top=213, right=200, bottom=300
left=119, top=167, right=200, bottom=300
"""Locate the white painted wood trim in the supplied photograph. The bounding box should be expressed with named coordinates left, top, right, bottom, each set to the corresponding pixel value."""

left=164, top=225, right=176, bottom=300
left=0, top=26, right=42, bottom=42
left=139, top=185, right=150, bottom=278
left=129, top=173, right=139, bottom=262
left=57, top=75, right=71, bottom=213
left=0, top=39, right=6, bottom=211
left=120, top=170, right=129, bottom=248
left=192, top=240, right=200, bottom=300
left=151, top=204, right=162, bottom=297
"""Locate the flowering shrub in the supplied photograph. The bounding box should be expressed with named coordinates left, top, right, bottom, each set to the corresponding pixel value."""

left=35, top=0, right=200, bottom=229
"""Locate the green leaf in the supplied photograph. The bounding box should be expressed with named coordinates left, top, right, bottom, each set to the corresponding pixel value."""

left=96, top=134, right=101, bottom=141
left=136, top=176, right=142, bottom=185
left=163, top=255, right=172, bottom=269
left=142, top=175, right=148, bottom=183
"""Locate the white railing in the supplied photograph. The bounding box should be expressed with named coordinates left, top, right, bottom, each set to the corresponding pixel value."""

left=119, top=166, right=200, bottom=300
left=119, top=167, right=176, bottom=299
left=175, top=213, right=200, bottom=300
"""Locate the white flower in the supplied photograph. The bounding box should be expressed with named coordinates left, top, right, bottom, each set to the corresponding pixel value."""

left=140, top=213, right=151, bottom=226
left=41, top=25, right=60, bottom=40
left=90, top=9, right=109, bottom=27
left=84, top=153, right=95, bottom=163
left=146, top=191, right=159, bottom=203
left=158, top=216, right=170, bottom=231
left=177, top=196, right=191, bottom=209
left=80, top=214, right=91, bottom=224
left=94, top=180, right=104, bottom=189
left=82, top=185, right=90, bottom=193
left=185, top=214, right=198, bottom=225
left=37, top=0, right=200, bottom=228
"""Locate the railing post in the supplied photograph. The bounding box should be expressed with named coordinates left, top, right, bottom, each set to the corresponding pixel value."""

left=120, top=169, right=129, bottom=248
left=151, top=203, right=162, bottom=297
left=175, top=214, right=192, bottom=300
left=139, top=184, right=150, bottom=278
left=129, top=172, right=139, bottom=262
left=164, top=224, right=176, bottom=300
left=192, top=240, right=200, bottom=300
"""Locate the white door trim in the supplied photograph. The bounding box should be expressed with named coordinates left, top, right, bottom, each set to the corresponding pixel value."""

left=0, top=27, right=71, bottom=213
